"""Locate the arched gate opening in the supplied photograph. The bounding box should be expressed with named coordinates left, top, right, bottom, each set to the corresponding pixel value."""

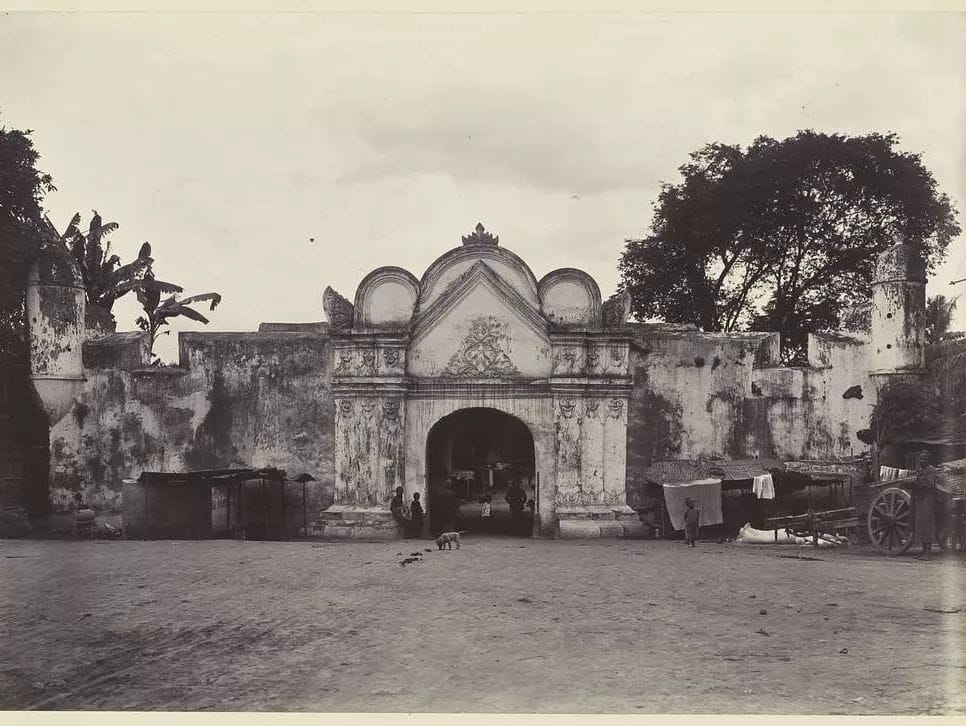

left=425, top=408, right=535, bottom=537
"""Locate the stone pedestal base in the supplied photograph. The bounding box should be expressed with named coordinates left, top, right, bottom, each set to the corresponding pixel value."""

left=556, top=504, right=647, bottom=538
left=319, top=505, right=403, bottom=540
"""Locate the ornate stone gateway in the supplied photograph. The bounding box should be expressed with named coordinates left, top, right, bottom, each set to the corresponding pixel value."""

left=320, top=224, right=642, bottom=538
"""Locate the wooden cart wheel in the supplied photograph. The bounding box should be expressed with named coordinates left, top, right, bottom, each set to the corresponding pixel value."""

left=868, top=487, right=914, bottom=555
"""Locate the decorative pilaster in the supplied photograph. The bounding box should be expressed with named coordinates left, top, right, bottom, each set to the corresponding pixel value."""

left=554, top=397, right=581, bottom=504
left=550, top=332, right=638, bottom=537
left=579, top=398, right=605, bottom=502
left=603, top=397, right=628, bottom=504
left=324, top=333, right=409, bottom=539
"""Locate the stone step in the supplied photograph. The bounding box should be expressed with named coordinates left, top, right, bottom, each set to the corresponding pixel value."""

left=319, top=504, right=403, bottom=539
left=321, top=523, right=400, bottom=540
left=557, top=518, right=646, bottom=539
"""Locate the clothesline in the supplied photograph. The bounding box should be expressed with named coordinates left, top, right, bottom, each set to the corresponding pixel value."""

left=879, top=466, right=915, bottom=481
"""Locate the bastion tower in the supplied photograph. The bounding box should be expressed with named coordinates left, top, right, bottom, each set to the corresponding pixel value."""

left=868, top=240, right=927, bottom=386
left=25, top=243, right=87, bottom=425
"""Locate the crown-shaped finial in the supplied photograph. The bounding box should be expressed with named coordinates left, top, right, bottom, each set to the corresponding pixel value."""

left=461, top=222, right=499, bottom=246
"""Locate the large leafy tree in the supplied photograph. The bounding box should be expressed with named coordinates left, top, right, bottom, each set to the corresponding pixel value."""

left=0, top=118, right=56, bottom=516
left=0, top=120, right=55, bottom=373
left=618, top=131, right=960, bottom=362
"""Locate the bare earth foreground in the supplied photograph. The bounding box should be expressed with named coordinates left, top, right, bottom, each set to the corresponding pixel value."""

left=1, top=537, right=964, bottom=714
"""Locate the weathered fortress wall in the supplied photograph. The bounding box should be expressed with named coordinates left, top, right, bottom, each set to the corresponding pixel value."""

left=624, top=327, right=873, bottom=489
left=28, top=229, right=925, bottom=538
left=47, top=329, right=335, bottom=517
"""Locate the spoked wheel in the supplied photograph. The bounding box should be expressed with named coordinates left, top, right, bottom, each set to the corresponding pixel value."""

left=868, top=487, right=915, bottom=555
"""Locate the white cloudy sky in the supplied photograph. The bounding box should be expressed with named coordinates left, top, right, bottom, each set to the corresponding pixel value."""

left=2, top=9, right=964, bottom=361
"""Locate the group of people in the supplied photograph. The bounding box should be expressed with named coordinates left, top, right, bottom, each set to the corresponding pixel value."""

left=910, top=450, right=965, bottom=560
left=389, top=487, right=425, bottom=539
left=387, top=478, right=536, bottom=538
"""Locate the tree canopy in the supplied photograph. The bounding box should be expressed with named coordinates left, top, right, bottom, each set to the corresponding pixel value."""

left=0, top=119, right=55, bottom=373
left=925, top=294, right=959, bottom=345
left=618, top=131, right=960, bottom=362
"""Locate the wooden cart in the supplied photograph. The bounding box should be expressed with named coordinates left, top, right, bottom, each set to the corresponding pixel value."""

left=866, top=460, right=966, bottom=555
left=766, top=507, right=860, bottom=547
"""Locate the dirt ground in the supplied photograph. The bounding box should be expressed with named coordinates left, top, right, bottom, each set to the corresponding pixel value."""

left=1, top=535, right=964, bottom=714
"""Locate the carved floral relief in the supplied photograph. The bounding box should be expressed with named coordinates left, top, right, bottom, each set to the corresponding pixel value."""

left=608, top=398, right=624, bottom=419
left=443, top=316, right=520, bottom=378
left=552, top=347, right=579, bottom=374
left=382, top=348, right=400, bottom=369
left=335, top=352, right=353, bottom=376
left=610, top=345, right=625, bottom=367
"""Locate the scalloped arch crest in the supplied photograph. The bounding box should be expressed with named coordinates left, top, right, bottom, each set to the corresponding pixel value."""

left=353, top=266, right=420, bottom=329
left=417, top=244, right=540, bottom=315
left=538, top=268, right=602, bottom=328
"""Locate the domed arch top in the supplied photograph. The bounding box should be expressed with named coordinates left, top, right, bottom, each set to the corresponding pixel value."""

left=353, top=266, right=420, bottom=329
left=538, top=268, right=602, bottom=329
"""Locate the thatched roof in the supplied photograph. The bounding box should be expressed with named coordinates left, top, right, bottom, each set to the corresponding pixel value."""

left=642, top=458, right=778, bottom=485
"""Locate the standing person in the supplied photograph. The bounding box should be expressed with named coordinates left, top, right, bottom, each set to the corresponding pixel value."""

left=439, top=480, right=459, bottom=534
left=913, top=451, right=939, bottom=561
left=683, top=497, right=700, bottom=548
left=409, top=492, right=424, bottom=539
left=950, top=497, right=965, bottom=552
left=506, top=480, right=526, bottom=535
left=389, top=486, right=409, bottom=532
left=480, top=494, right=492, bottom=533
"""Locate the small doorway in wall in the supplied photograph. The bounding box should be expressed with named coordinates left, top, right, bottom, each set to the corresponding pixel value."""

left=425, top=407, right=535, bottom=537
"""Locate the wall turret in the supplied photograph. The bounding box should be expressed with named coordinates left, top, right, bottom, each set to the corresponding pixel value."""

left=26, top=243, right=87, bottom=424
left=869, top=241, right=926, bottom=377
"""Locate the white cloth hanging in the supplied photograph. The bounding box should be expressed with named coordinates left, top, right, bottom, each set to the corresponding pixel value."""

left=662, top=478, right=723, bottom=531
left=752, top=473, right=775, bottom=500
left=880, top=466, right=899, bottom=481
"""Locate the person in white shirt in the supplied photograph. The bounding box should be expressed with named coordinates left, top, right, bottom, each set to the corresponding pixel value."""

left=480, top=494, right=492, bottom=533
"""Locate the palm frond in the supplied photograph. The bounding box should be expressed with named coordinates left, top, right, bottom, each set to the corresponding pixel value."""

left=175, top=305, right=211, bottom=324
left=97, top=221, right=119, bottom=237
left=60, top=212, right=81, bottom=241
left=178, top=292, right=222, bottom=311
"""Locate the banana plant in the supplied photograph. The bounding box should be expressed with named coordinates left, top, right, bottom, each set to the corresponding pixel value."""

left=131, top=271, right=222, bottom=362
left=48, top=211, right=154, bottom=315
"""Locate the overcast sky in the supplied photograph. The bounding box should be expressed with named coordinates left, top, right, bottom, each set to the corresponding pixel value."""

left=2, top=10, right=964, bottom=361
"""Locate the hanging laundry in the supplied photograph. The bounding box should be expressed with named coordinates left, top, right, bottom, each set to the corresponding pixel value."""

left=879, top=466, right=900, bottom=481
left=752, top=473, right=775, bottom=500
left=662, top=478, right=723, bottom=531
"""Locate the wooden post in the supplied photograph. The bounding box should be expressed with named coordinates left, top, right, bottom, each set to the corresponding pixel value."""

left=237, top=481, right=243, bottom=538
left=226, top=483, right=232, bottom=538
left=280, top=479, right=287, bottom=540
left=261, top=478, right=267, bottom=540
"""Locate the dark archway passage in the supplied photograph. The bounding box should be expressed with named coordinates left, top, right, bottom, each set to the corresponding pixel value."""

left=426, top=408, right=535, bottom=537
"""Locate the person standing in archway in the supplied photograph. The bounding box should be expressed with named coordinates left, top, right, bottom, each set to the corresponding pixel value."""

left=409, top=492, right=424, bottom=538
left=506, top=479, right=527, bottom=535
left=437, top=479, right=459, bottom=534
left=390, top=487, right=409, bottom=533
